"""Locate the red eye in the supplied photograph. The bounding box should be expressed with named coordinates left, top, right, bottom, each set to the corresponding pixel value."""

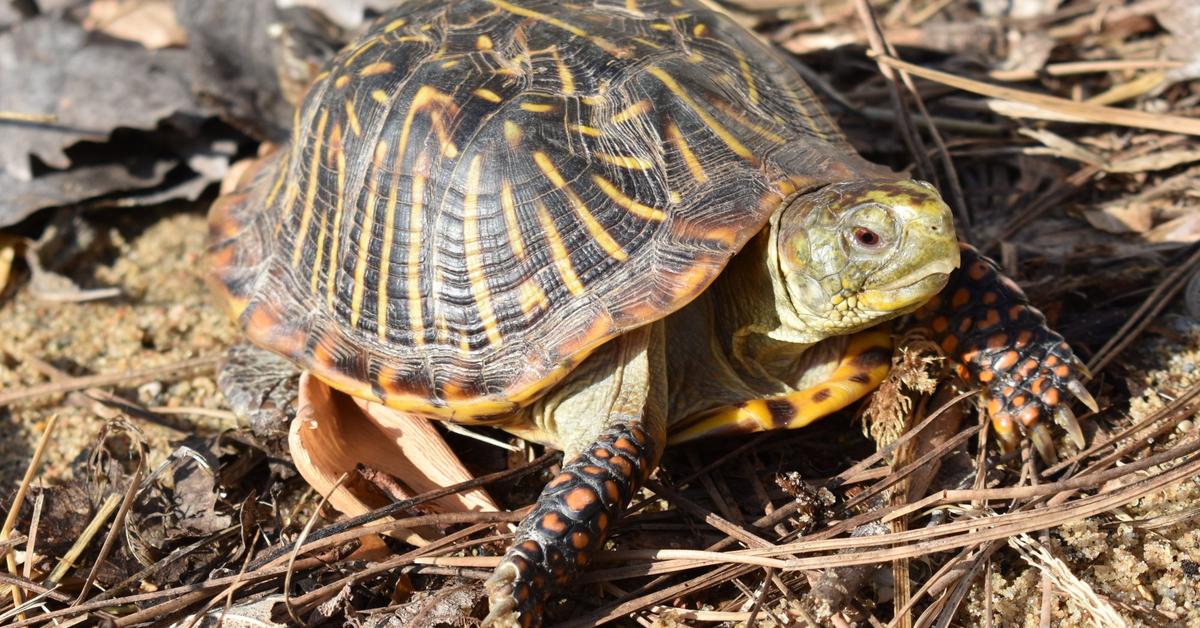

left=853, top=227, right=883, bottom=248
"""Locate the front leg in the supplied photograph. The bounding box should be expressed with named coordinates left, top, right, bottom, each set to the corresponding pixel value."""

left=483, top=324, right=667, bottom=627
left=915, top=243, right=1097, bottom=459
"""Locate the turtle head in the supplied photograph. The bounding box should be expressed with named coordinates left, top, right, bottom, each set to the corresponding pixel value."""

left=769, top=179, right=960, bottom=338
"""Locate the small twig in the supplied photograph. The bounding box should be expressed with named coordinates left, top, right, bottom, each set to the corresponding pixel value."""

left=1, top=414, right=57, bottom=616
left=0, top=355, right=221, bottom=408
left=74, top=445, right=146, bottom=604
left=869, top=52, right=1200, bottom=135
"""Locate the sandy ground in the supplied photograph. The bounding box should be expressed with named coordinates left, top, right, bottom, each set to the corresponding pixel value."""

left=0, top=206, right=235, bottom=489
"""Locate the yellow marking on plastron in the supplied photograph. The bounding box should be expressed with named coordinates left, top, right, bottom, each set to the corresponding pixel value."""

left=344, top=99, right=362, bottom=137
left=384, top=17, right=407, bottom=32
left=350, top=142, right=388, bottom=328
left=504, top=120, right=522, bottom=148
left=520, top=102, right=555, bottom=113
left=474, top=88, right=503, bottom=103
left=733, top=50, right=759, bottom=106
left=590, top=174, right=667, bottom=221
left=463, top=155, right=503, bottom=347
left=407, top=159, right=430, bottom=344
left=666, top=120, right=707, bottom=183
left=669, top=329, right=893, bottom=444
left=376, top=166, right=402, bottom=340
left=477, top=34, right=494, bottom=50
left=648, top=66, right=753, bottom=160
left=441, top=59, right=461, bottom=69
left=292, top=109, right=330, bottom=267
left=611, top=99, right=651, bottom=124
left=500, top=179, right=526, bottom=260
left=518, top=277, right=549, bottom=314
left=360, top=61, right=394, bottom=77
left=568, top=123, right=601, bottom=137
left=334, top=75, right=350, bottom=89
left=534, top=199, right=585, bottom=296
left=595, top=152, right=653, bottom=170
left=693, top=23, right=708, bottom=37
left=371, top=89, right=389, bottom=104
left=651, top=22, right=671, bottom=31
left=325, top=129, right=348, bottom=306
left=533, top=152, right=628, bottom=261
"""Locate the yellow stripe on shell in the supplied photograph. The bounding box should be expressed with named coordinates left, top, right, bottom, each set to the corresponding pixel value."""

left=533, top=199, right=585, bottom=296
left=486, top=0, right=622, bottom=56
left=350, top=141, right=388, bottom=329
left=504, top=120, right=522, bottom=147
left=733, top=50, right=759, bottom=105
left=406, top=156, right=429, bottom=344
left=567, top=123, right=602, bottom=137
left=520, top=102, right=555, bottom=113
left=474, top=88, right=503, bottom=103
left=517, top=277, right=549, bottom=314
left=375, top=165, right=401, bottom=340
left=647, top=66, right=754, bottom=161
left=384, top=18, right=407, bottom=32
left=665, top=120, right=707, bottom=183
left=344, top=98, right=362, bottom=136
left=595, top=152, right=654, bottom=170
left=359, top=61, right=394, bottom=77
left=553, top=49, right=575, bottom=95
left=668, top=329, right=893, bottom=444
left=463, top=155, right=503, bottom=347
left=610, top=99, right=651, bottom=124
left=292, top=109, right=329, bottom=267
left=500, top=178, right=525, bottom=260
left=590, top=174, right=666, bottom=221
left=533, top=151, right=628, bottom=261
left=323, top=127, right=347, bottom=304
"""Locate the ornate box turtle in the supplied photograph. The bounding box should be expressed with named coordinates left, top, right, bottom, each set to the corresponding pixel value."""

left=207, top=0, right=1096, bottom=624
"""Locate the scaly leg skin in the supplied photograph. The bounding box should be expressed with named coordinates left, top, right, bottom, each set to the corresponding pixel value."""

left=914, top=243, right=1098, bottom=460
left=483, top=423, right=656, bottom=627
left=483, top=324, right=666, bottom=627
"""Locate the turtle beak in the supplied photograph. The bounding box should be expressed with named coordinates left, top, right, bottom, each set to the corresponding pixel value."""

left=854, top=183, right=960, bottom=314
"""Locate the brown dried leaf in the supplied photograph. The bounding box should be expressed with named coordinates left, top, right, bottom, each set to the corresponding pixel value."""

left=85, top=0, right=187, bottom=49
left=0, top=16, right=201, bottom=180
left=290, top=373, right=498, bottom=546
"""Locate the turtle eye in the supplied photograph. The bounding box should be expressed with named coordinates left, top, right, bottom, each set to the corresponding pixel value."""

left=852, top=226, right=884, bottom=249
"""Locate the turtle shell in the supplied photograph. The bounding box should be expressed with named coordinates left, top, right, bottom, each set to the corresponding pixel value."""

left=207, top=0, right=887, bottom=422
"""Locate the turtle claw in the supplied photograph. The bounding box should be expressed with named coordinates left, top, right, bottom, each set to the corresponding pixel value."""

left=1028, top=423, right=1058, bottom=464
left=919, top=244, right=1096, bottom=461
left=1068, top=377, right=1099, bottom=414
left=1055, top=404, right=1086, bottom=449
left=483, top=564, right=523, bottom=628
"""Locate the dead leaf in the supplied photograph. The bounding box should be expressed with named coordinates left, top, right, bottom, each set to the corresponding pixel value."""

left=0, top=15, right=202, bottom=181
left=86, top=0, right=187, bottom=49
left=1159, top=1, right=1200, bottom=81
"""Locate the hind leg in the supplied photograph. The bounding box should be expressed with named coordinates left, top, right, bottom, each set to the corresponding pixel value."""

left=484, top=323, right=667, bottom=627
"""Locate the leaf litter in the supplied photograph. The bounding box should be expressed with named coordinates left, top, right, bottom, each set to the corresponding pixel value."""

left=2, top=0, right=1200, bottom=626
